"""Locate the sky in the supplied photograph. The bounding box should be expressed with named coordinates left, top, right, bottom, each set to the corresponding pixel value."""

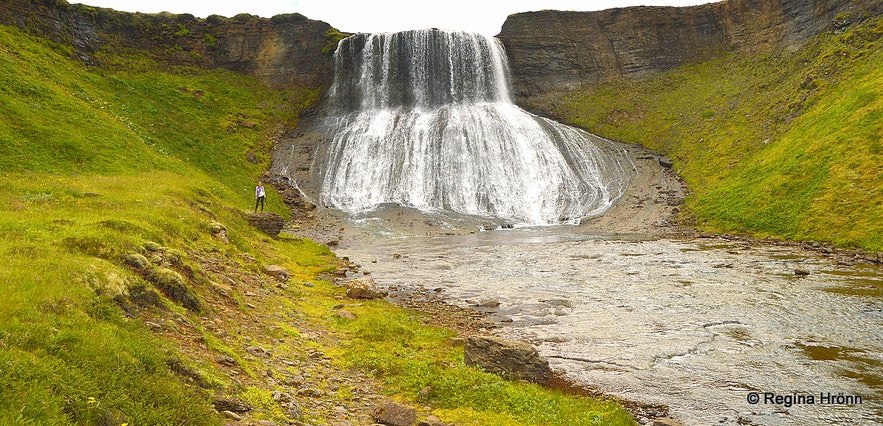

left=73, top=0, right=712, bottom=36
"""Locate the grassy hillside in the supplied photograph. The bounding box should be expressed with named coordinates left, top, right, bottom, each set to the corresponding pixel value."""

left=552, top=17, right=883, bottom=251
left=0, top=23, right=634, bottom=425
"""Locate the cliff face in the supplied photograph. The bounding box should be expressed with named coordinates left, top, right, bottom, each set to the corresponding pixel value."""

left=0, top=0, right=337, bottom=90
left=498, top=0, right=883, bottom=102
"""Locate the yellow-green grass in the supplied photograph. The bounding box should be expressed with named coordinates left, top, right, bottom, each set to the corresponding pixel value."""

left=1, top=21, right=637, bottom=425
left=554, top=17, right=883, bottom=251
left=294, top=281, right=636, bottom=426
left=0, top=172, right=337, bottom=424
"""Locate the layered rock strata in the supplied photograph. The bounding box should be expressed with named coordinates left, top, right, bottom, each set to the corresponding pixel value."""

left=497, top=0, right=883, bottom=101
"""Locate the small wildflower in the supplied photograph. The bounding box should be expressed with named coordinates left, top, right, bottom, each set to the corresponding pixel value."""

left=87, top=397, right=96, bottom=404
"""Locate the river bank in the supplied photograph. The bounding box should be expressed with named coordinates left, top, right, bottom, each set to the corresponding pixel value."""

left=275, top=138, right=881, bottom=425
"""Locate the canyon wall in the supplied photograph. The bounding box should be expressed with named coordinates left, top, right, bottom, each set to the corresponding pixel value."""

left=497, top=0, right=883, bottom=102
left=0, top=0, right=338, bottom=90
left=3, top=0, right=881, bottom=104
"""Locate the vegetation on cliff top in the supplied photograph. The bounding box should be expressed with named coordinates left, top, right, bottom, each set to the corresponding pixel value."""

left=0, top=22, right=634, bottom=425
left=555, top=17, right=883, bottom=252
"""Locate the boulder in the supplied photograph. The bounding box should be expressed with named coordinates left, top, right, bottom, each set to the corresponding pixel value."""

left=209, top=221, right=229, bottom=243
left=464, top=336, right=551, bottom=384
left=145, top=267, right=200, bottom=311
left=335, top=309, right=357, bottom=320
left=123, top=253, right=150, bottom=269
left=345, top=278, right=388, bottom=300
left=372, top=402, right=417, bottom=426
left=264, top=264, right=290, bottom=282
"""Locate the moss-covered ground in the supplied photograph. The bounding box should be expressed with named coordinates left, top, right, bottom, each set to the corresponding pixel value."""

left=0, top=22, right=634, bottom=425
left=552, top=17, right=883, bottom=252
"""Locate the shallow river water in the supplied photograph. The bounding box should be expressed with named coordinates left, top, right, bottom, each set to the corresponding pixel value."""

left=334, top=223, right=882, bottom=425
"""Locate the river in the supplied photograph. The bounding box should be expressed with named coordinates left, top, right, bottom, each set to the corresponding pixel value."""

left=332, top=221, right=882, bottom=425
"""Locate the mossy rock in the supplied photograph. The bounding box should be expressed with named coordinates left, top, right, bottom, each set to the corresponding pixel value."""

left=127, top=282, right=164, bottom=309
left=123, top=253, right=151, bottom=269
left=143, top=241, right=163, bottom=252
left=163, top=248, right=185, bottom=265
left=145, top=267, right=200, bottom=311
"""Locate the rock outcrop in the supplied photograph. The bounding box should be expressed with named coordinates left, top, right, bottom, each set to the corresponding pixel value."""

left=463, top=335, right=551, bottom=384
left=0, top=0, right=338, bottom=90
left=345, top=278, right=388, bottom=300
left=246, top=212, right=286, bottom=236
left=498, top=0, right=883, bottom=102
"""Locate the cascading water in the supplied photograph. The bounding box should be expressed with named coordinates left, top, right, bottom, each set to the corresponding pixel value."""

left=318, top=29, right=633, bottom=225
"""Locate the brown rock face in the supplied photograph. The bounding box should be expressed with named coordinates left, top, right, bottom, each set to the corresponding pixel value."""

left=246, top=212, right=285, bottom=236
left=463, top=335, right=551, bottom=384
left=0, top=0, right=337, bottom=90
left=498, top=0, right=883, bottom=102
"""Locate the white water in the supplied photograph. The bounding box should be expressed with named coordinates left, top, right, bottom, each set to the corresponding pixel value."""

left=318, top=30, right=633, bottom=225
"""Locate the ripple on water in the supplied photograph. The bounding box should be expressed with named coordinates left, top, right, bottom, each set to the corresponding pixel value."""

left=337, top=227, right=883, bottom=425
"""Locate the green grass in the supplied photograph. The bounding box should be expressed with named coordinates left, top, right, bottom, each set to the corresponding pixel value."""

left=294, top=283, right=635, bottom=426
left=0, top=20, right=637, bottom=425
left=553, top=17, right=883, bottom=251
left=0, top=22, right=306, bottom=424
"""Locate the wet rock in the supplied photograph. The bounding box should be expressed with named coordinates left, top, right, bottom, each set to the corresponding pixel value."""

left=541, top=299, right=573, bottom=308
left=372, top=402, right=417, bottom=426
left=264, top=264, right=290, bottom=282
left=653, top=417, right=686, bottom=426
left=464, top=335, right=551, bottom=384
left=345, top=278, right=388, bottom=299
left=475, top=299, right=501, bottom=308
left=658, top=156, right=674, bottom=168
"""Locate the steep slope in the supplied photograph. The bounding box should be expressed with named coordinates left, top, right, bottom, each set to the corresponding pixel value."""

left=0, top=0, right=341, bottom=90
left=0, top=12, right=636, bottom=426
left=549, top=16, right=883, bottom=251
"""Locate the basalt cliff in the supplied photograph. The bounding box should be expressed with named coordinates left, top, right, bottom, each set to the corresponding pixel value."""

left=3, top=0, right=880, bottom=101
left=497, top=0, right=883, bottom=104
left=0, top=0, right=338, bottom=90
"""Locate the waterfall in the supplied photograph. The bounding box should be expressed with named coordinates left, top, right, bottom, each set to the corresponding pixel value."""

left=317, top=29, right=633, bottom=225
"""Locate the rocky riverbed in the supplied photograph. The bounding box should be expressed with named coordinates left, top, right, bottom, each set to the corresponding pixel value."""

left=279, top=144, right=882, bottom=425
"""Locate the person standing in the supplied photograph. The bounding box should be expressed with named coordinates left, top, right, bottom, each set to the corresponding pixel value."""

left=255, top=181, right=266, bottom=212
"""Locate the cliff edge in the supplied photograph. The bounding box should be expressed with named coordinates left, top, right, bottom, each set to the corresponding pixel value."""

left=0, top=0, right=338, bottom=90
left=498, top=0, right=883, bottom=103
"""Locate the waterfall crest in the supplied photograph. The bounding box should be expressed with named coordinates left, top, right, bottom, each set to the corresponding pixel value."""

left=318, top=29, right=633, bottom=225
